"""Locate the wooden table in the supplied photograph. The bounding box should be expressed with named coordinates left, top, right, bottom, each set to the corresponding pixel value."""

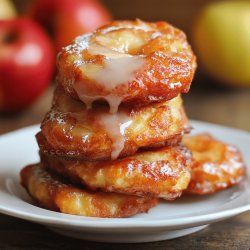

left=0, top=78, right=250, bottom=249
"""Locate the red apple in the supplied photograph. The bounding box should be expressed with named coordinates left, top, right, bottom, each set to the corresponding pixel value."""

left=0, top=18, right=54, bottom=112
left=29, top=0, right=111, bottom=53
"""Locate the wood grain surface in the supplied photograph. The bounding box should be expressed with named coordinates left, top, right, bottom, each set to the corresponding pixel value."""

left=0, top=212, right=249, bottom=250
left=2, top=0, right=250, bottom=248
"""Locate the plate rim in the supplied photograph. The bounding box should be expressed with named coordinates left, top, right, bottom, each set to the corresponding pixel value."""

left=0, top=198, right=250, bottom=230
left=0, top=120, right=249, bottom=230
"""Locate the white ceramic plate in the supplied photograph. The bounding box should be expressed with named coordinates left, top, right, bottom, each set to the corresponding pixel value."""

left=0, top=120, right=249, bottom=243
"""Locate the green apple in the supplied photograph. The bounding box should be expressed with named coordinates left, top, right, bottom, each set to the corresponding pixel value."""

left=0, top=0, right=17, bottom=20
left=192, top=1, right=250, bottom=86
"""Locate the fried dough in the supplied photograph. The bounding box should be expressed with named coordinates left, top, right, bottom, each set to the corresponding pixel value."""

left=183, top=133, right=246, bottom=195
left=40, top=144, right=192, bottom=200
left=39, top=87, right=190, bottom=160
left=57, top=19, right=196, bottom=112
left=20, top=164, right=158, bottom=218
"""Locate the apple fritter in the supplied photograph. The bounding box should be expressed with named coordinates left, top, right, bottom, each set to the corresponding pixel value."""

left=39, top=87, right=190, bottom=160
left=57, top=19, right=196, bottom=112
left=40, top=144, right=192, bottom=200
left=20, top=164, right=158, bottom=218
left=183, top=133, right=246, bottom=195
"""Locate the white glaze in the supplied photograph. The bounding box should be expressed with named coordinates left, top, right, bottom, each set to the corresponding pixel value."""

left=86, top=56, right=144, bottom=91
left=96, top=111, right=132, bottom=160
left=88, top=42, right=127, bottom=59
left=69, top=26, right=148, bottom=113
left=75, top=54, right=145, bottom=113
left=58, top=96, right=133, bottom=159
left=104, top=95, right=123, bottom=114
left=73, top=82, right=124, bottom=113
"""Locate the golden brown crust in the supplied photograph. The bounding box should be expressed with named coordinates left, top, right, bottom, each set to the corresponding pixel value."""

left=183, top=133, right=246, bottom=195
left=40, top=144, right=192, bottom=200
left=20, top=164, right=158, bottom=218
left=57, top=19, right=196, bottom=110
left=39, top=87, right=190, bottom=160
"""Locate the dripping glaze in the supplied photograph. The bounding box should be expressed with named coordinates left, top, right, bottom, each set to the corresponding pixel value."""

left=66, top=25, right=162, bottom=113
left=62, top=102, right=133, bottom=160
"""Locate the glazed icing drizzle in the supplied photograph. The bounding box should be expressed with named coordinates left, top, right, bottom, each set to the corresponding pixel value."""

left=69, top=26, right=149, bottom=114
left=64, top=24, right=161, bottom=159
left=73, top=110, right=132, bottom=160
left=53, top=88, right=133, bottom=160
left=74, top=54, right=144, bottom=113
left=96, top=111, right=132, bottom=160
left=74, top=109, right=132, bottom=160
left=86, top=56, right=145, bottom=92
left=73, top=82, right=124, bottom=114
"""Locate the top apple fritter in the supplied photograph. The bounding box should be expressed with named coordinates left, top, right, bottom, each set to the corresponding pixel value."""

left=57, top=19, right=196, bottom=113
left=183, top=133, right=246, bottom=195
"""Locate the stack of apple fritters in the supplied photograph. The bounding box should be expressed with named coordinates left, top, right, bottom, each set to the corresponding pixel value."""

left=20, top=20, right=246, bottom=218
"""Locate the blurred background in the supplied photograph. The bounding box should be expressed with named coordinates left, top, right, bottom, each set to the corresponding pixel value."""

left=0, top=0, right=250, bottom=134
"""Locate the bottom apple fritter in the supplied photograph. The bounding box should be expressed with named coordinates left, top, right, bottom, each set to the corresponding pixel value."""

left=20, top=164, right=158, bottom=218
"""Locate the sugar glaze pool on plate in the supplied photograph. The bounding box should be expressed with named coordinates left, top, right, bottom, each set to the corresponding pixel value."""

left=0, top=120, right=249, bottom=243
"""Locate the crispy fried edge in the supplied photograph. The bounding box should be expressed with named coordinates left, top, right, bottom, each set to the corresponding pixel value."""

left=40, top=89, right=190, bottom=160
left=20, top=164, right=159, bottom=218
left=57, top=19, right=196, bottom=107
left=183, top=133, right=246, bottom=195
left=40, top=144, right=192, bottom=200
